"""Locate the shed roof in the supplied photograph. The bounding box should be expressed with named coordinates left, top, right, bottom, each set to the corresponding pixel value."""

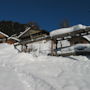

left=18, top=27, right=31, bottom=38
left=18, top=27, right=49, bottom=39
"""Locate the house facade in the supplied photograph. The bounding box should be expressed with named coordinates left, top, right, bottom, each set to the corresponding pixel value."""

left=15, top=27, right=51, bottom=54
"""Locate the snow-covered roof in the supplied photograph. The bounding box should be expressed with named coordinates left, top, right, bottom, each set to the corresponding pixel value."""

left=83, top=35, right=90, bottom=42
left=18, top=27, right=31, bottom=38
left=0, top=31, right=9, bottom=38
left=50, top=24, right=88, bottom=37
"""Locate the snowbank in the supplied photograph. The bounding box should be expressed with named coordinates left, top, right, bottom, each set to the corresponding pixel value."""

left=50, top=24, right=87, bottom=37
left=0, top=44, right=90, bottom=90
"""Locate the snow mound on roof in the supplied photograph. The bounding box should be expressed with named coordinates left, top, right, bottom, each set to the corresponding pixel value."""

left=50, top=24, right=87, bottom=37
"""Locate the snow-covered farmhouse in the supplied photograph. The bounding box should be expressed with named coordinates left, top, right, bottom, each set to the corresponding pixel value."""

left=50, top=24, right=90, bottom=56
left=14, top=27, right=50, bottom=53
left=14, top=24, right=90, bottom=56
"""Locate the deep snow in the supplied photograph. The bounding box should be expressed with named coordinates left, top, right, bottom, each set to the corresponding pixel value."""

left=0, top=44, right=90, bottom=90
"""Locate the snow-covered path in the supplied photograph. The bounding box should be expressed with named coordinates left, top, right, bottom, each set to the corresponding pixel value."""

left=0, top=44, right=90, bottom=90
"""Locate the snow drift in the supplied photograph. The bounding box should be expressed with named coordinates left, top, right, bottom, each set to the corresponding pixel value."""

left=0, top=43, right=90, bottom=90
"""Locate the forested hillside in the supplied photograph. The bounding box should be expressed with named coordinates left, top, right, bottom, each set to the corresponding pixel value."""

left=0, top=21, right=25, bottom=36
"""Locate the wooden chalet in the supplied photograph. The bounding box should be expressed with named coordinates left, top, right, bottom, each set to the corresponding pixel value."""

left=14, top=24, right=90, bottom=56
left=50, top=25, right=90, bottom=56
left=14, top=27, right=50, bottom=52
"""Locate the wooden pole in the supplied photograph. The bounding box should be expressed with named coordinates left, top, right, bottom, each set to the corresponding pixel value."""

left=51, top=39, right=58, bottom=56
left=51, top=39, right=54, bottom=56
left=55, top=40, right=58, bottom=56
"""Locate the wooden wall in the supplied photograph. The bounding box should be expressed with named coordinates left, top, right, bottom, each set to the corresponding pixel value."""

left=68, top=37, right=89, bottom=45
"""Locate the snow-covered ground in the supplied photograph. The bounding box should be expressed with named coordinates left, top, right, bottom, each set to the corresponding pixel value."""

left=0, top=43, right=90, bottom=90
